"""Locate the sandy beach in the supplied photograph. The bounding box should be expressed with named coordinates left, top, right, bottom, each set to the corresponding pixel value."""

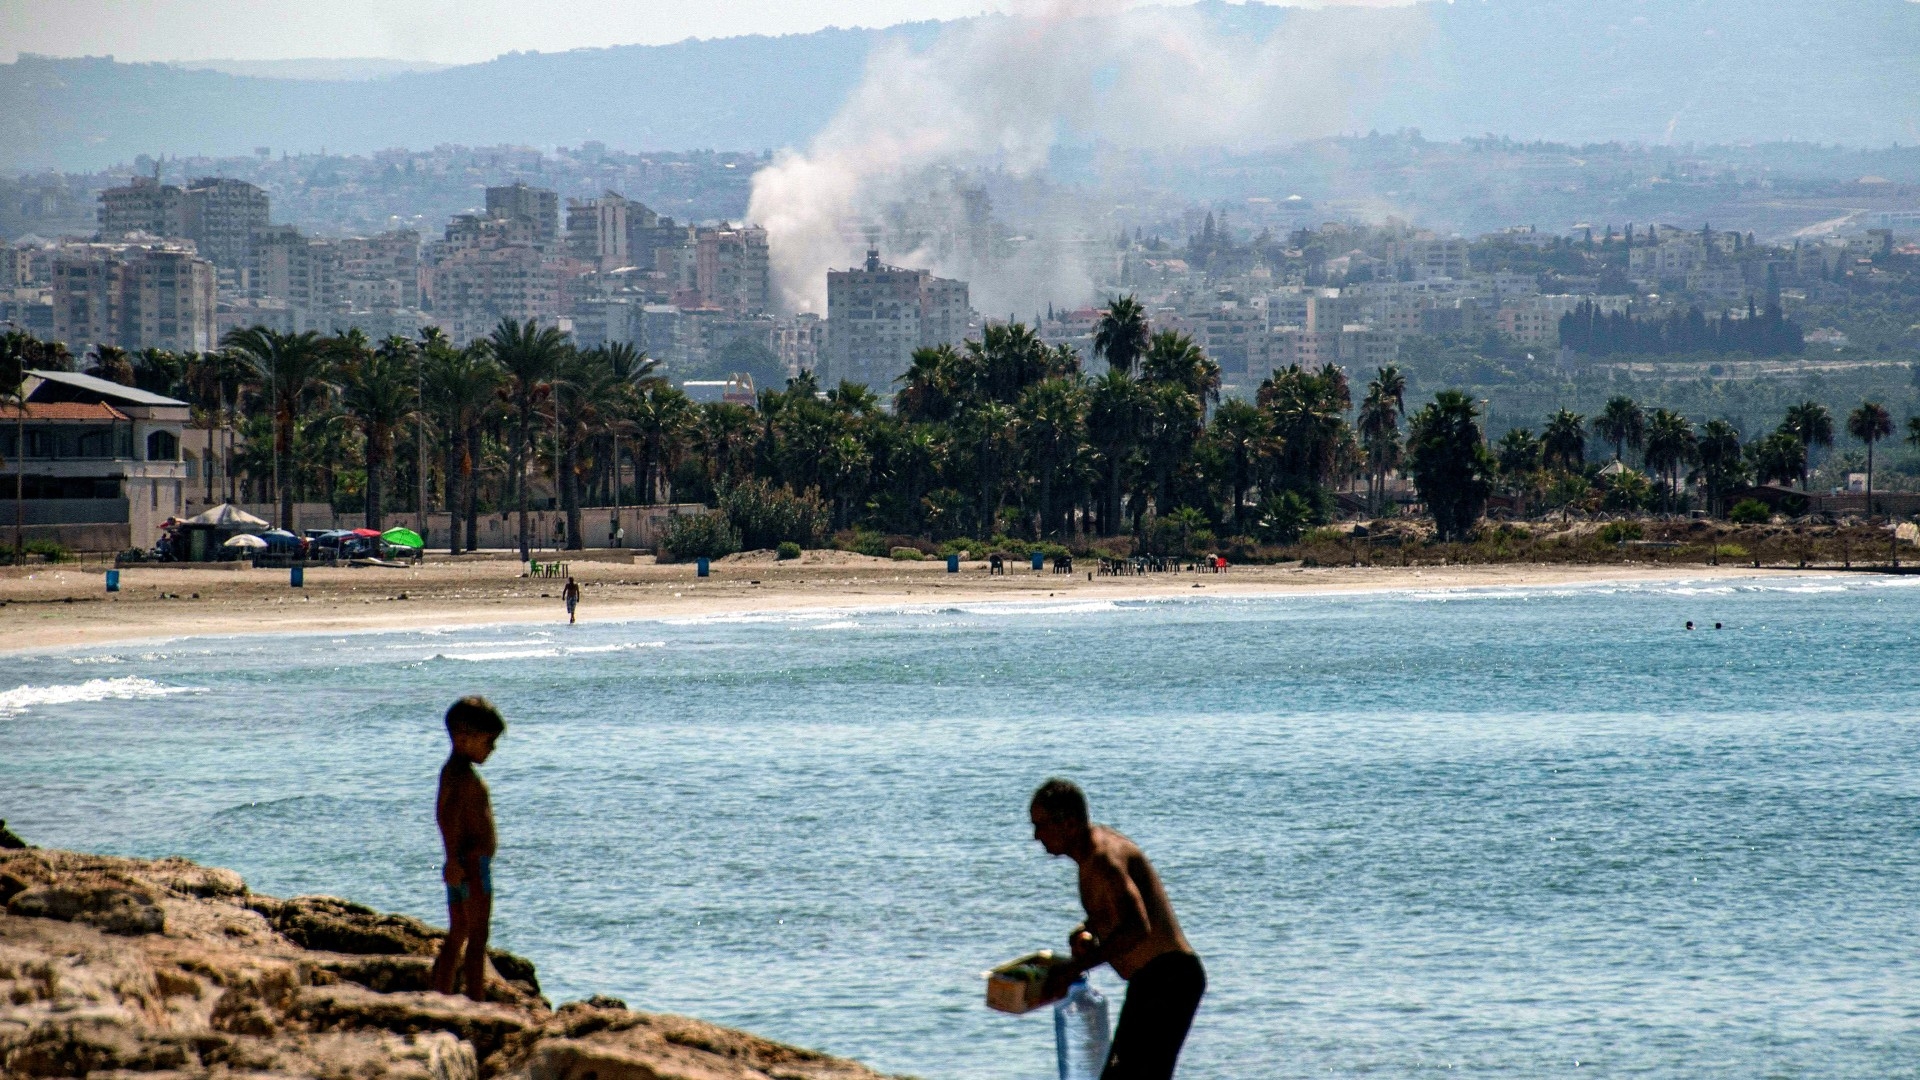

left=0, top=552, right=1829, bottom=654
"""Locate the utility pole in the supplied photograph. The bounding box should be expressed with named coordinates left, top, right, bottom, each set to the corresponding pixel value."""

left=415, top=346, right=428, bottom=543
left=271, top=349, right=281, bottom=530
left=3, top=319, right=24, bottom=563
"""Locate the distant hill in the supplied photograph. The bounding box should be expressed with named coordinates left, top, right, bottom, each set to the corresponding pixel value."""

left=167, top=58, right=455, bottom=81
left=4, top=0, right=1917, bottom=173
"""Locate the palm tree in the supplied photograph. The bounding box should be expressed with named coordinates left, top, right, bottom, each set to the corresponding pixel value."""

left=1694, top=419, right=1746, bottom=516
left=132, top=348, right=188, bottom=397
left=1014, top=377, right=1087, bottom=538
left=1404, top=390, right=1494, bottom=542
left=1369, top=364, right=1406, bottom=417
left=221, top=326, right=335, bottom=530
left=1747, top=431, right=1806, bottom=488
left=697, top=401, right=759, bottom=492
left=1357, top=372, right=1405, bottom=513
left=338, top=335, right=420, bottom=530
left=487, top=318, right=571, bottom=560
left=958, top=400, right=1016, bottom=536
left=1847, top=400, right=1893, bottom=510
left=1140, top=329, right=1221, bottom=407
left=1495, top=428, right=1541, bottom=494
left=1, top=331, right=33, bottom=562
left=1087, top=371, right=1145, bottom=535
left=422, top=340, right=502, bottom=554
left=894, top=344, right=962, bottom=424
left=1642, top=409, right=1697, bottom=512
left=1092, top=296, right=1150, bottom=376
left=1209, top=398, right=1268, bottom=530
left=1595, top=395, right=1645, bottom=463
left=86, top=344, right=135, bottom=386
left=629, top=382, right=694, bottom=506
left=593, top=341, right=658, bottom=540
left=1541, top=409, right=1586, bottom=471
left=1780, top=401, right=1834, bottom=490
left=1259, top=363, right=1350, bottom=497
left=1141, top=379, right=1202, bottom=521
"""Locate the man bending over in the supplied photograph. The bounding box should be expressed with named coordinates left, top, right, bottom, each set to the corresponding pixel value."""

left=1032, top=778, right=1205, bottom=1080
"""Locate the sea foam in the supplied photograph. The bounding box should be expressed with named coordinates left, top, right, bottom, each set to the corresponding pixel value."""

left=0, top=676, right=202, bottom=716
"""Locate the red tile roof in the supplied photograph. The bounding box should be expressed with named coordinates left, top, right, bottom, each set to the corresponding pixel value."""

left=0, top=401, right=132, bottom=421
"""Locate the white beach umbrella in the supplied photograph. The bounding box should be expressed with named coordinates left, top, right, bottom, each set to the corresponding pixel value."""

left=223, top=533, right=269, bottom=549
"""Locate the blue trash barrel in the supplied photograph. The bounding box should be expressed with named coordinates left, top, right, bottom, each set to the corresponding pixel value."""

left=947, top=554, right=959, bottom=573
left=105, top=570, right=120, bottom=592
left=697, top=557, right=710, bottom=578
left=1031, top=551, right=1045, bottom=571
left=291, top=566, right=304, bottom=588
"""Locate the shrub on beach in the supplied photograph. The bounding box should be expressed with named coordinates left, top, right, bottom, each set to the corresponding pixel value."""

left=776, top=541, right=802, bottom=561
left=1599, top=520, right=1644, bottom=543
left=1728, top=499, right=1771, bottom=525
left=660, top=513, right=740, bottom=562
left=8, top=539, right=72, bottom=563
left=890, top=547, right=925, bottom=561
left=719, top=479, right=829, bottom=550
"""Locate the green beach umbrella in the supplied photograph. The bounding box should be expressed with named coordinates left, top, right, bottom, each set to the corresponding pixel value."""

left=381, top=526, right=424, bottom=549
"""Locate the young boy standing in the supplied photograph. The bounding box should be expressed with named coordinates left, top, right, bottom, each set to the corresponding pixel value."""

left=430, top=696, right=504, bottom=1001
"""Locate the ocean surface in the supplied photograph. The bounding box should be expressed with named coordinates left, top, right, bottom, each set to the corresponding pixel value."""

left=5, top=576, right=1920, bottom=1078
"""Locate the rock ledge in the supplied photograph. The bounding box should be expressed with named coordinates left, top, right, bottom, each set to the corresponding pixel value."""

left=0, top=848, right=902, bottom=1079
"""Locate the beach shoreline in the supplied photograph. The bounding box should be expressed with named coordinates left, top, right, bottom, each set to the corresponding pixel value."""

left=0, top=554, right=1842, bottom=655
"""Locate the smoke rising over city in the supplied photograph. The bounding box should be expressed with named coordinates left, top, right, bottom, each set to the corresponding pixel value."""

left=748, top=0, right=1428, bottom=316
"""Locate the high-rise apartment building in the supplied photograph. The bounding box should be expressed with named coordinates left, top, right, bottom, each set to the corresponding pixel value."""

left=695, top=225, right=770, bottom=315
left=97, top=175, right=185, bottom=240
left=337, top=230, right=421, bottom=310
left=566, top=192, right=633, bottom=271
left=182, top=178, right=269, bottom=273
left=252, top=226, right=341, bottom=325
left=825, top=249, right=970, bottom=389
left=52, top=241, right=217, bottom=353
left=484, top=183, right=559, bottom=248
left=424, top=212, right=555, bottom=344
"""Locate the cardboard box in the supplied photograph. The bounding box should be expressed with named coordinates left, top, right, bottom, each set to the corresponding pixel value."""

left=985, top=950, right=1060, bottom=1014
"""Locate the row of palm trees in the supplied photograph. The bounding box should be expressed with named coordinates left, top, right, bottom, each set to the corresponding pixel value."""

left=60, top=321, right=670, bottom=559
left=25, top=301, right=1909, bottom=558
left=1492, top=394, right=1914, bottom=515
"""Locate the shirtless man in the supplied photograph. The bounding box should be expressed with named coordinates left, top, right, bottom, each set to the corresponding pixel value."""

left=562, top=577, right=581, bottom=625
left=1032, top=778, right=1205, bottom=1080
left=429, top=696, right=504, bottom=1001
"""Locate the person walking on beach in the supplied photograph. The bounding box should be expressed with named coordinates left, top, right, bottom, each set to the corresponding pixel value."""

left=562, top=576, right=581, bottom=625
left=1031, top=778, right=1205, bottom=1080
left=430, top=696, right=504, bottom=1001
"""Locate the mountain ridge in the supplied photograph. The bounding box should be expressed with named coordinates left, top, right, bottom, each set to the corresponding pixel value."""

left=4, top=0, right=1917, bottom=173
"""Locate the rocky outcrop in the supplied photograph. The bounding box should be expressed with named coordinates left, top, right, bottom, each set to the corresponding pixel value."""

left=0, top=848, right=904, bottom=1080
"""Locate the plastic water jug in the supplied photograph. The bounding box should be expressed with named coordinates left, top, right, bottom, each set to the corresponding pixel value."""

left=1054, top=977, right=1110, bottom=1080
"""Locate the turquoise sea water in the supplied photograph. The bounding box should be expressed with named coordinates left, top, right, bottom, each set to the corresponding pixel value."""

left=5, top=576, right=1920, bottom=1078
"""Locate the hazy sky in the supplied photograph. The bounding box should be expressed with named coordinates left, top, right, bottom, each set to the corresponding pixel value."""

left=0, top=1, right=1138, bottom=64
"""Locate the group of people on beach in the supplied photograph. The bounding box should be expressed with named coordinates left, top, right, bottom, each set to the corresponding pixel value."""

left=431, top=696, right=1205, bottom=1080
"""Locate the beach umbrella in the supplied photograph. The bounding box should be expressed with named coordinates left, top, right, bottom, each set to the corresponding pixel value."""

left=185, top=503, right=271, bottom=528
left=350, top=528, right=382, bottom=538
left=223, top=533, right=268, bottom=549
left=381, top=527, right=424, bottom=549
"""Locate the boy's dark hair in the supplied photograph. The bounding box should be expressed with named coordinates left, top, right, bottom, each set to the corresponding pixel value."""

left=446, top=696, right=505, bottom=737
left=1030, top=778, right=1088, bottom=824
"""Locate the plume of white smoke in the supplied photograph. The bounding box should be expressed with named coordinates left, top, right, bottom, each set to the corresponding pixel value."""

left=748, top=0, right=1428, bottom=315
